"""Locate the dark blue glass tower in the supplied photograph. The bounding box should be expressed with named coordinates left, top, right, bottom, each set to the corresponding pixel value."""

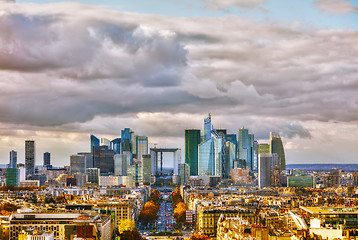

left=90, top=135, right=100, bottom=153
left=111, top=138, right=121, bottom=155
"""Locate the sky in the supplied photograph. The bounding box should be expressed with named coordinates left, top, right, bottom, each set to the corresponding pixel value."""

left=0, top=0, right=357, bottom=167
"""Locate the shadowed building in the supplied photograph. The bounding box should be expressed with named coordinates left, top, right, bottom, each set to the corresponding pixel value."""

left=185, top=129, right=201, bottom=176
left=25, top=140, right=35, bottom=176
left=93, top=145, right=114, bottom=175
left=270, top=132, right=286, bottom=171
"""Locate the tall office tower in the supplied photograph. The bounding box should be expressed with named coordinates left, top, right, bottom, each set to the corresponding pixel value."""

left=70, top=154, right=86, bottom=174
left=198, top=135, right=223, bottom=176
left=111, top=138, right=121, bottom=155
left=100, top=138, right=111, bottom=148
left=223, top=141, right=236, bottom=179
left=25, top=140, right=35, bottom=176
left=86, top=168, right=100, bottom=185
left=121, top=128, right=134, bottom=153
left=185, top=129, right=201, bottom=176
left=93, top=145, right=114, bottom=175
left=6, top=168, right=19, bottom=187
left=203, top=114, right=213, bottom=141
left=141, top=154, right=151, bottom=183
left=270, top=132, right=286, bottom=171
left=136, top=136, right=148, bottom=162
left=43, top=152, right=51, bottom=167
left=128, top=164, right=140, bottom=183
left=90, top=135, right=99, bottom=153
left=77, top=152, right=94, bottom=169
left=9, top=150, right=17, bottom=168
left=238, top=127, right=254, bottom=171
left=179, top=163, right=190, bottom=185
left=114, top=154, right=127, bottom=176
left=258, top=154, right=272, bottom=188
left=253, top=140, right=258, bottom=172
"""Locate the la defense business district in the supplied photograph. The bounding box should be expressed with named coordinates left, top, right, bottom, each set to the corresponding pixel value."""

left=1, top=114, right=358, bottom=240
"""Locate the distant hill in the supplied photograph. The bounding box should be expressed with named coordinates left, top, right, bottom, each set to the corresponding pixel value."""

left=287, top=164, right=358, bottom=172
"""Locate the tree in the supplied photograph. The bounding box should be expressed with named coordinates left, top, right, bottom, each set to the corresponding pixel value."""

left=190, top=233, right=211, bottom=240
left=174, top=202, right=187, bottom=224
left=118, top=230, right=144, bottom=240
left=117, top=219, right=136, bottom=234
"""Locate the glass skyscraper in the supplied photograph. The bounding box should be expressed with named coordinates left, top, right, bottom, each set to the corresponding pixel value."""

left=90, top=135, right=99, bottom=153
left=198, top=136, right=223, bottom=176
left=43, top=152, right=51, bottom=167
left=270, top=132, right=286, bottom=171
left=238, top=127, right=254, bottom=171
left=185, top=129, right=201, bottom=176
left=111, top=138, right=121, bottom=155
left=203, top=114, right=212, bottom=141
left=9, top=150, right=17, bottom=168
left=136, top=136, right=148, bottom=162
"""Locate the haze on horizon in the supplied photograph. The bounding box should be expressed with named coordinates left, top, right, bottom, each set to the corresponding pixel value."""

left=0, top=0, right=357, bottom=167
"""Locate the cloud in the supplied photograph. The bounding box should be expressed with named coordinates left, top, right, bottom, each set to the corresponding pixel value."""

left=0, top=2, right=357, bottom=165
left=201, top=0, right=266, bottom=9
left=314, top=0, right=358, bottom=14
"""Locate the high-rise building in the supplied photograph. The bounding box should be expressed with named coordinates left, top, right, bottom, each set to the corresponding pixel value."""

left=6, top=168, right=19, bottom=187
left=114, top=154, right=127, bottom=176
left=141, top=154, right=151, bottom=183
left=238, top=128, right=254, bottom=171
left=77, top=152, right=93, bottom=169
left=90, top=135, right=100, bottom=153
left=25, top=140, right=35, bottom=176
left=111, top=138, right=121, bottom=155
left=43, top=152, right=51, bottom=167
left=203, top=114, right=212, bottom=141
left=179, top=163, right=190, bottom=185
left=136, top=136, right=148, bottom=162
left=270, top=132, right=286, bottom=171
left=223, top=141, right=236, bottom=179
left=100, top=138, right=111, bottom=148
left=258, top=154, right=271, bottom=189
left=9, top=150, right=17, bottom=168
left=121, top=128, right=134, bottom=153
left=86, top=168, right=100, bottom=185
left=185, top=129, right=201, bottom=176
left=93, top=145, right=114, bottom=175
left=70, top=154, right=86, bottom=174
left=198, top=136, right=223, bottom=176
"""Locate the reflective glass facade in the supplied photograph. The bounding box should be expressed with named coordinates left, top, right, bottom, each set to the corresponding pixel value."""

left=185, top=129, right=201, bottom=176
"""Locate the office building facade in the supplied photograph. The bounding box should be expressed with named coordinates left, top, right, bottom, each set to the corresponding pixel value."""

left=185, top=129, right=201, bottom=176
left=270, top=132, right=286, bottom=171
left=25, top=140, right=35, bottom=176
left=93, top=145, right=114, bottom=175
left=9, top=150, right=17, bottom=168
left=43, top=152, right=51, bottom=167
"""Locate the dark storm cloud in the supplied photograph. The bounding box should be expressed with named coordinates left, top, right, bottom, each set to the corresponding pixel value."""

left=0, top=2, right=357, bottom=139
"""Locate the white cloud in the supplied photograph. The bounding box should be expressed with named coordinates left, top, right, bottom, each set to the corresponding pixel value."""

left=315, top=0, right=358, bottom=14
left=201, top=0, right=266, bottom=9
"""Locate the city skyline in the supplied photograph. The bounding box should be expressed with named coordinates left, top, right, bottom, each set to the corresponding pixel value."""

left=0, top=0, right=357, bottom=166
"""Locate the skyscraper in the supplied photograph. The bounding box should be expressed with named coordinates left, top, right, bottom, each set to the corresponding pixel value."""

left=203, top=114, right=212, bottom=141
left=93, top=145, right=114, bottom=175
left=111, top=138, right=121, bottom=155
left=70, top=154, right=86, bottom=174
left=100, top=138, right=111, bottom=148
left=90, top=135, right=99, bottom=153
left=141, top=154, right=151, bottom=183
left=9, top=150, right=17, bottom=168
left=198, top=135, right=223, bottom=176
left=43, top=152, right=51, bottom=167
left=121, top=128, right=134, bottom=153
left=25, top=140, right=35, bottom=176
left=238, top=127, right=254, bottom=171
left=185, top=129, right=201, bottom=176
left=136, top=136, right=148, bottom=162
left=270, top=132, right=286, bottom=171
left=258, top=154, right=271, bottom=189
